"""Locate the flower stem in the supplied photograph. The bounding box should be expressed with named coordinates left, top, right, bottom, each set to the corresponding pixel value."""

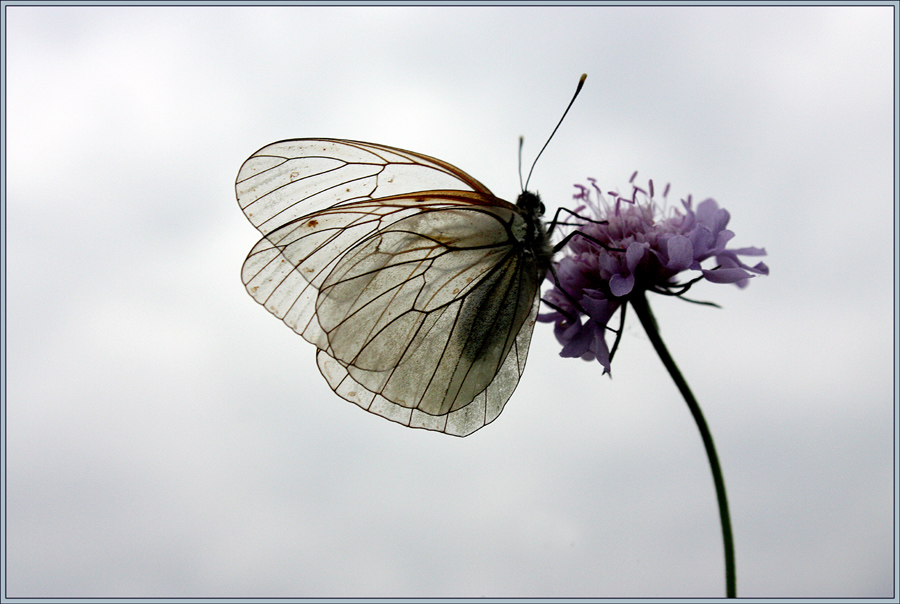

left=629, top=290, right=736, bottom=598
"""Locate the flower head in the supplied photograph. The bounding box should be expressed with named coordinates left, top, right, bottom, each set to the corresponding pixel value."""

left=539, top=175, right=769, bottom=373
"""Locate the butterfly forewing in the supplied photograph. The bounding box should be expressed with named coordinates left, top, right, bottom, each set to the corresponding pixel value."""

left=237, top=139, right=544, bottom=436
left=237, top=139, right=494, bottom=235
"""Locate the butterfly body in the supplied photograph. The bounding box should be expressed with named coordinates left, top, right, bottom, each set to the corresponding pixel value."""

left=238, top=139, right=552, bottom=436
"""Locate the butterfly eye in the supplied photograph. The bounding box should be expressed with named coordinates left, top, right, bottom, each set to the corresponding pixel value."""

left=238, top=139, right=549, bottom=436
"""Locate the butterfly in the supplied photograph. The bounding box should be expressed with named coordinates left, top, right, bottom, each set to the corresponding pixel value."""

left=237, top=78, right=586, bottom=437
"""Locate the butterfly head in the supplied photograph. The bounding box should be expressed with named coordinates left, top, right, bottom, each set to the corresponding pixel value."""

left=516, top=190, right=545, bottom=218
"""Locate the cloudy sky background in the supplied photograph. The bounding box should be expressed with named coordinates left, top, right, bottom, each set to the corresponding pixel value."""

left=5, top=4, right=895, bottom=598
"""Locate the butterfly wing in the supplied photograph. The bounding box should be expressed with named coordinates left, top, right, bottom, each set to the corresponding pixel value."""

left=237, top=139, right=540, bottom=436
left=237, top=138, right=494, bottom=234
left=311, top=202, right=541, bottom=436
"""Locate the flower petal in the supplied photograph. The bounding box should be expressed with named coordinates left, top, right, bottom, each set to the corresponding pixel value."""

left=581, top=294, right=618, bottom=324
left=730, top=246, right=767, bottom=256
left=751, top=261, right=770, bottom=275
left=702, top=267, right=752, bottom=284
left=558, top=320, right=593, bottom=358
left=591, top=325, right=612, bottom=374
left=609, top=273, right=634, bottom=297
left=714, top=229, right=735, bottom=252
left=625, top=242, right=646, bottom=272
left=665, top=235, right=694, bottom=271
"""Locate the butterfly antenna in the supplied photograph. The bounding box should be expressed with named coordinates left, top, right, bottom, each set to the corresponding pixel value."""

left=524, top=73, right=587, bottom=191
left=518, top=136, right=525, bottom=192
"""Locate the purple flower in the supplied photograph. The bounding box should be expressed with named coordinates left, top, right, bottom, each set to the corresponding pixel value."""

left=539, top=175, right=769, bottom=373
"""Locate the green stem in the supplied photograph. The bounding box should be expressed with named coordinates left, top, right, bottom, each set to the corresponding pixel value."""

left=629, top=290, right=736, bottom=598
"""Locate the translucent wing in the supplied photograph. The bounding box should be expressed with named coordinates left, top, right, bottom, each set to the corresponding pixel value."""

left=237, top=139, right=542, bottom=436
left=237, top=138, right=493, bottom=235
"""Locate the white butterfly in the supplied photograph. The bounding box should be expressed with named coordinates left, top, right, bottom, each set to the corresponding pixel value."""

left=236, top=76, right=586, bottom=437
left=237, top=139, right=553, bottom=436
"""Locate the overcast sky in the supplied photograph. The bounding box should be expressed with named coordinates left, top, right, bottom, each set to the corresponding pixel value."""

left=5, top=4, right=895, bottom=599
